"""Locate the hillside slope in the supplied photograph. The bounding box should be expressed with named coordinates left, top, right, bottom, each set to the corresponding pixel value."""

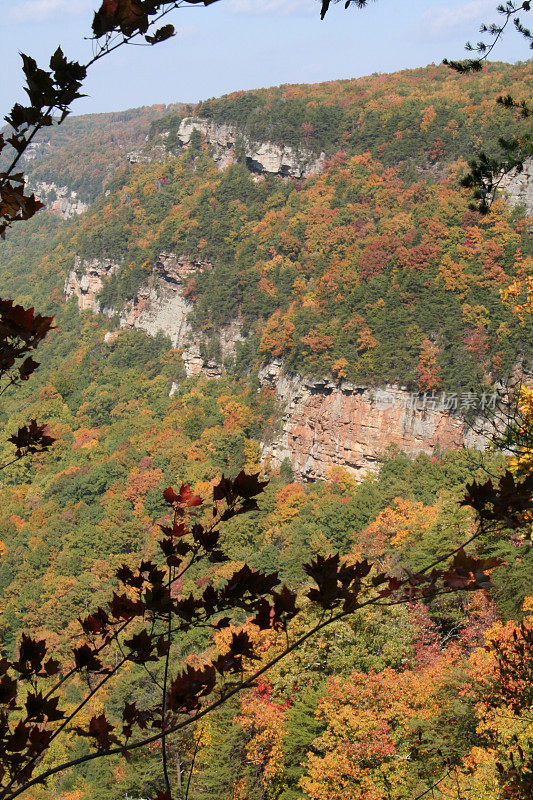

left=162, top=61, right=531, bottom=166
left=1, top=102, right=188, bottom=204
left=2, top=62, right=530, bottom=483
left=0, top=62, right=532, bottom=800
left=59, top=62, right=532, bottom=394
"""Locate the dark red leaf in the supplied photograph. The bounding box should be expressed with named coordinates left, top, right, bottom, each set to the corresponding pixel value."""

left=167, top=664, right=216, bottom=713
left=124, top=628, right=156, bottom=663
left=73, top=644, right=104, bottom=673
left=0, top=674, right=18, bottom=707
left=25, top=692, right=63, bottom=722
left=163, top=486, right=180, bottom=505
left=232, top=470, right=269, bottom=499
left=108, top=592, right=145, bottom=620
left=12, top=634, right=47, bottom=678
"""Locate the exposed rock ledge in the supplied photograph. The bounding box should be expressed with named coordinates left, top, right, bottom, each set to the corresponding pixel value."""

left=499, top=158, right=533, bottom=216
left=65, top=257, right=120, bottom=313
left=259, top=361, right=488, bottom=482
left=177, top=117, right=325, bottom=179
left=65, top=259, right=491, bottom=481
left=64, top=252, right=243, bottom=377
left=33, top=181, right=89, bottom=219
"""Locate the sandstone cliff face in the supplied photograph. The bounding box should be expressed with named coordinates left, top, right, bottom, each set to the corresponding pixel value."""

left=127, top=145, right=167, bottom=165
left=65, top=257, right=119, bottom=312
left=259, top=361, right=488, bottom=482
left=116, top=252, right=202, bottom=348
left=64, top=252, right=243, bottom=377
left=33, top=181, right=89, bottom=219
left=177, top=117, right=325, bottom=178
left=499, top=158, right=533, bottom=216
left=66, top=260, right=490, bottom=480
left=22, top=141, right=51, bottom=163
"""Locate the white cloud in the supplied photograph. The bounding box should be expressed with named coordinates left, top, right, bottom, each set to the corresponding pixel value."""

left=9, top=0, right=92, bottom=24
left=418, top=0, right=497, bottom=41
left=226, top=0, right=314, bottom=16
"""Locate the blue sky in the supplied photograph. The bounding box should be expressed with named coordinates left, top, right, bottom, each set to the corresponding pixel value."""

left=1, top=0, right=530, bottom=118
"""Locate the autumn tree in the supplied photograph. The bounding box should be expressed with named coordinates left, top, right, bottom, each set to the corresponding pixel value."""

left=416, top=337, right=442, bottom=393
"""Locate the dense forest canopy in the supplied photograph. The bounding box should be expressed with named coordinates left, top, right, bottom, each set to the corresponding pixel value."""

left=0, top=104, right=187, bottom=204
left=0, top=258, right=531, bottom=797
left=189, top=62, right=530, bottom=162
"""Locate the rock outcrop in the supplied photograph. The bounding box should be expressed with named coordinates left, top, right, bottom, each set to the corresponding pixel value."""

left=127, top=145, right=167, bottom=165
left=499, top=158, right=533, bottom=216
left=260, top=361, right=488, bottom=482
left=33, top=181, right=89, bottom=219
left=116, top=252, right=203, bottom=348
left=177, top=117, right=325, bottom=178
left=22, top=141, right=51, bottom=163
left=65, top=257, right=120, bottom=312
left=66, top=259, right=492, bottom=481
left=64, top=252, right=244, bottom=377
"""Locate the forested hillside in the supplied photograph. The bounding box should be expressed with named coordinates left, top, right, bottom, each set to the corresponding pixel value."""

left=62, top=62, right=532, bottom=390
left=73, top=147, right=530, bottom=389
left=1, top=236, right=531, bottom=797
left=190, top=61, right=529, bottom=164
left=0, top=103, right=187, bottom=203
left=0, top=60, right=532, bottom=800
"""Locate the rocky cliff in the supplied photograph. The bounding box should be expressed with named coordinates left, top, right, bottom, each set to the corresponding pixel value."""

left=64, top=252, right=243, bottom=377
left=65, top=257, right=120, bottom=312
left=33, top=181, right=89, bottom=219
left=176, top=117, right=325, bottom=178
left=499, top=158, right=533, bottom=216
left=65, top=260, right=491, bottom=481
left=127, top=145, right=167, bottom=165
left=65, top=257, right=492, bottom=481
left=259, top=362, right=488, bottom=482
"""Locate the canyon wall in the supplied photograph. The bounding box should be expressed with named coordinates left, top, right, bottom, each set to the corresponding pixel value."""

left=65, top=257, right=120, bottom=312
left=64, top=252, right=243, bottom=377
left=64, top=147, right=533, bottom=480
left=33, top=181, right=89, bottom=219
left=65, top=261, right=490, bottom=482
left=259, top=361, right=488, bottom=482
left=499, top=158, right=533, bottom=216
left=176, top=117, right=325, bottom=178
